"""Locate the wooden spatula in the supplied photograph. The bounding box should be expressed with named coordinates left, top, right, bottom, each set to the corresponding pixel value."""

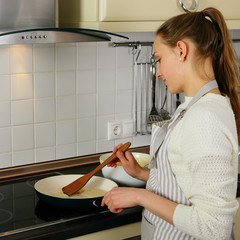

left=62, top=142, right=131, bottom=196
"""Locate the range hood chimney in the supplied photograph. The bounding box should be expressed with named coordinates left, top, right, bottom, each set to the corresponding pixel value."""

left=0, top=0, right=128, bottom=45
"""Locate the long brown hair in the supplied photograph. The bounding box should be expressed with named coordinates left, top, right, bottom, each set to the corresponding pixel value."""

left=156, top=7, right=240, bottom=142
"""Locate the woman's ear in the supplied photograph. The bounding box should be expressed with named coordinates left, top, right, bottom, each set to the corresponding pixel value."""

left=177, top=40, right=188, bottom=61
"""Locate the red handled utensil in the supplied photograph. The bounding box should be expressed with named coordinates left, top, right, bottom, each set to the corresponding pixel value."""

left=62, top=142, right=131, bottom=196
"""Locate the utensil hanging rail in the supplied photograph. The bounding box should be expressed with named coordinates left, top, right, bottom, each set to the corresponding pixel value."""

left=112, top=41, right=153, bottom=48
left=112, top=41, right=154, bottom=135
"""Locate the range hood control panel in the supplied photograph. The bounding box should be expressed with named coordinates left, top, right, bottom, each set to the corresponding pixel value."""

left=22, top=34, right=47, bottom=40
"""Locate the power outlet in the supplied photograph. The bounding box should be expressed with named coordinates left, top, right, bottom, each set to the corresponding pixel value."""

left=108, top=122, right=122, bottom=140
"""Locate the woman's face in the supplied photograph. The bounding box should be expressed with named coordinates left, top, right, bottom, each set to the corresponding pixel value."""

left=153, top=35, right=184, bottom=94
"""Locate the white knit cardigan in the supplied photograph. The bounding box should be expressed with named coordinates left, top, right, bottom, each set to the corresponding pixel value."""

left=168, top=94, right=239, bottom=240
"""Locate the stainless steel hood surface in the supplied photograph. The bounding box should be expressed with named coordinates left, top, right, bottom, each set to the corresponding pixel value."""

left=0, top=0, right=128, bottom=45
left=0, top=28, right=128, bottom=45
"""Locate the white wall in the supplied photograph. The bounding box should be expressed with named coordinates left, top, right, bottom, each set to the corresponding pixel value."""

left=0, top=32, right=158, bottom=168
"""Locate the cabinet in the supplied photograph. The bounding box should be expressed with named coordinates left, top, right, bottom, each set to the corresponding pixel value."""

left=59, top=0, right=240, bottom=32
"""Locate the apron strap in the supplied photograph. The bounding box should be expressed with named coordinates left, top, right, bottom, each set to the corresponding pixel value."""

left=149, top=80, right=218, bottom=168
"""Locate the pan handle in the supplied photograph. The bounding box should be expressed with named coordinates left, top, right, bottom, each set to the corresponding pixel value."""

left=93, top=198, right=103, bottom=208
left=93, top=198, right=109, bottom=210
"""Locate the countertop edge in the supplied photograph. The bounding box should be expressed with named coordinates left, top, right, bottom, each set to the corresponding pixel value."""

left=0, top=146, right=150, bottom=181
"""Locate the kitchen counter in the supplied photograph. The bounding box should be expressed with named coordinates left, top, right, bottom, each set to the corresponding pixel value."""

left=0, top=146, right=239, bottom=240
left=0, top=146, right=150, bottom=240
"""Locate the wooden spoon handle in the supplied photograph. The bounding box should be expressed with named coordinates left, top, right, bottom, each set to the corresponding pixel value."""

left=87, top=142, right=131, bottom=177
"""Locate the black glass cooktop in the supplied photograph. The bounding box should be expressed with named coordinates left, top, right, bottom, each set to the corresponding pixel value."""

left=0, top=172, right=107, bottom=238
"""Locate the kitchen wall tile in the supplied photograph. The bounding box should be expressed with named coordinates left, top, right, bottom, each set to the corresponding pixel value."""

left=56, top=95, right=76, bottom=120
left=98, top=46, right=116, bottom=69
left=134, top=32, right=155, bottom=42
left=10, top=45, right=33, bottom=74
left=115, top=137, right=133, bottom=146
left=34, top=98, right=55, bottom=123
left=115, top=113, right=132, bottom=121
left=132, top=134, right=151, bottom=148
left=0, top=102, right=11, bottom=127
left=98, top=68, right=116, bottom=92
left=34, top=73, right=55, bottom=98
left=11, top=74, right=33, bottom=100
left=116, top=90, right=132, bottom=114
left=96, top=139, right=115, bottom=154
left=56, top=143, right=76, bottom=159
left=231, top=29, right=240, bottom=40
left=77, top=42, right=97, bottom=47
left=34, top=46, right=55, bottom=72
left=0, top=47, right=10, bottom=75
left=97, top=115, right=114, bottom=140
left=56, top=71, right=76, bottom=96
left=233, top=41, right=240, bottom=60
left=117, top=48, right=133, bottom=68
left=77, top=45, right=97, bottom=70
left=35, top=123, right=56, bottom=148
left=97, top=92, right=115, bottom=116
left=97, top=41, right=109, bottom=48
left=0, top=153, right=12, bottom=169
left=116, top=67, right=133, bottom=90
left=12, top=125, right=34, bottom=151
left=0, top=128, right=11, bottom=153
left=36, top=147, right=56, bottom=163
left=56, top=45, right=76, bottom=71
left=78, top=94, right=96, bottom=118
left=56, top=43, right=76, bottom=48
left=77, top=69, right=96, bottom=94
left=12, top=150, right=34, bottom=166
left=78, top=141, right=96, bottom=156
left=56, top=120, right=76, bottom=145
left=77, top=118, right=96, bottom=142
left=0, top=75, right=11, bottom=101
left=12, top=100, right=33, bottom=125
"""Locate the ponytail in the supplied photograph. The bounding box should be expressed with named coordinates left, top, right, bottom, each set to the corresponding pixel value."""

left=157, top=7, right=240, bottom=142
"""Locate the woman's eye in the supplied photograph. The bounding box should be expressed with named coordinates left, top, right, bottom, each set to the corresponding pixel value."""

left=155, top=59, right=161, bottom=65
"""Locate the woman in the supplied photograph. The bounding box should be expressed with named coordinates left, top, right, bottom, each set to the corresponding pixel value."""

left=101, top=7, right=240, bottom=240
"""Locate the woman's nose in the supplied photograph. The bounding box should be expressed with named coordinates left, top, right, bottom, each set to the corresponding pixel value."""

left=156, top=65, right=162, bottom=79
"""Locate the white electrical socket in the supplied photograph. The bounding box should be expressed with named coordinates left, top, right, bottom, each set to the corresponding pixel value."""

left=108, top=122, right=122, bottom=140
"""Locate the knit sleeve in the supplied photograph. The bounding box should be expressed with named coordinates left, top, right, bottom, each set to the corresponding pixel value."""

left=172, top=101, right=239, bottom=240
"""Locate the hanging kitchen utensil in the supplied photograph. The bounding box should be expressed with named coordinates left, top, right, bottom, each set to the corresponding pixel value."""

left=62, top=142, right=131, bottom=196
left=133, top=44, right=151, bottom=134
left=159, top=86, right=171, bottom=120
left=147, top=55, right=163, bottom=124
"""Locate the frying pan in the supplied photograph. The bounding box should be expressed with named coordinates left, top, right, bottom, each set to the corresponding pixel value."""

left=34, top=174, right=117, bottom=209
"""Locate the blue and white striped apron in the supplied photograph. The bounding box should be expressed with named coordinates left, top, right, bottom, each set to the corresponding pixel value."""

left=141, top=80, right=225, bottom=240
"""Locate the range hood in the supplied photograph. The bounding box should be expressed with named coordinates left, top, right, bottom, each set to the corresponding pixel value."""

left=0, top=0, right=128, bottom=45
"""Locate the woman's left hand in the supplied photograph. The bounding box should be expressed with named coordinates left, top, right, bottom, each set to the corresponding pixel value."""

left=101, top=186, right=143, bottom=213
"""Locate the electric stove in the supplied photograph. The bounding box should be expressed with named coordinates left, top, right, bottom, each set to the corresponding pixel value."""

left=0, top=171, right=110, bottom=239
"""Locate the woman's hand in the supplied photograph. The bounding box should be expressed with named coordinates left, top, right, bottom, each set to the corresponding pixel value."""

left=108, top=143, right=150, bottom=181
left=102, top=186, right=177, bottom=225
left=101, top=186, right=144, bottom=213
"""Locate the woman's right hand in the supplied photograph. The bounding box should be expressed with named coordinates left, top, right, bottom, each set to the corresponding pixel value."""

left=109, top=143, right=150, bottom=182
